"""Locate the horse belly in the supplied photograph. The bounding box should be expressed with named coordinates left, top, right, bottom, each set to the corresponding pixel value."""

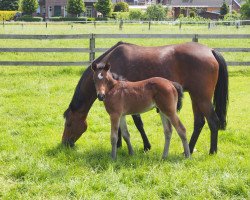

left=123, top=98, right=155, bottom=115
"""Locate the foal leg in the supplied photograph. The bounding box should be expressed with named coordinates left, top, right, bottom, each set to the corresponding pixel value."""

left=110, top=114, right=120, bottom=160
left=159, top=112, right=172, bottom=159
left=117, top=128, right=122, bottom=148
left=169, top=114, right=190, bottom=158
left=120, top=116, right=134, bottom=155
left=132, top=114, right=151, bottom=151
left=189, top=99, right=205, bottom=154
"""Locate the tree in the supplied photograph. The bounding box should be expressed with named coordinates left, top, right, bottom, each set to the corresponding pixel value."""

left=146, top=4, right=167, bottom=20
left=113, top=2, right=129, bottom=12
left=240, top=0, right=250, bottom=19
left=67, top=0, right=85, bottom=17
left=21, top=0, right=38, bottom=15
left=220, top=1, right=229, bottom=17
left=0, top=0, right=19, bottom=11
left=129, top=9, right=143, bottom=20
left=95, top=0, right=112, bottom=17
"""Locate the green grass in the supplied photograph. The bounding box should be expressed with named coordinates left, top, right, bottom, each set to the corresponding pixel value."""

left=0, top=66, right=249, bottom=199
left=0, top=24, right=250, bottom=199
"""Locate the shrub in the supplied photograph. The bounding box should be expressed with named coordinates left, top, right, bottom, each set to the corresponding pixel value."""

left=113, top=2, right=129, bottom=12
left=114, top=12, right=129, bottom=20
left=220, top=2, right=229, bottom=17
left=223, top=11, right=241, bottom=21
left=0, top=0, right=19, bottom=11
left=177, top=15, right=210, bottom=23
left=48, top=17, right=87, bottom=21
left=94, top=0, right=112, bottom=17
left=240, top=0, right=250, bottom=19
left=67, top=0, right=85, bottom=17
left=189, top=11, right=196, bottom=18
left=145, top=5, right=167, bottom=20
left=15, top=15, right=43, bottom=22
left=129, top=9, right=143, bottom=20
left=95, top=17, right=108, bottom=21
left=0, top=11, right=17, bottom=21
left=87, top=17, right=95, bottom=21
left=21, top=0, right=38, bottom=15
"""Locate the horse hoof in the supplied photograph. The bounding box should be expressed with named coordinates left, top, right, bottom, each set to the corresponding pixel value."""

left=144, top=144, right=151, bottom=152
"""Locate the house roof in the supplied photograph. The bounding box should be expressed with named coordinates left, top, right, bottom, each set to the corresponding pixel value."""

left=166, top=0, right=241, bottom=8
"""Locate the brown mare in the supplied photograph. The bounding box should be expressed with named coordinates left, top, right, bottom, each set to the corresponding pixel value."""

left=62, top=41, right=228, bottom=154
left=91, top=62, right=190, bottom=159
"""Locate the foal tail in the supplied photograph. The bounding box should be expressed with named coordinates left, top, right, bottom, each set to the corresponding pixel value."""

left=172, top=82, right=184, bottom=112
left=212, top=49, right=229, bottom=130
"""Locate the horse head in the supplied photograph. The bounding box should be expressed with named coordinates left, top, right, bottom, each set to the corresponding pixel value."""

left=62, top=108, right=87, bottom=147
left=91, top=62, right=111, bottom=101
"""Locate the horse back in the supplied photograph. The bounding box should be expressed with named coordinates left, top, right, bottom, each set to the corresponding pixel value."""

left=107, top=42, right=219, bottom=95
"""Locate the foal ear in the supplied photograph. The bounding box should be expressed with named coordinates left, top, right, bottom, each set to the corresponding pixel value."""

left=91, top=63, right=97, bottom=71
left=104, top=63, right=111, bottom=71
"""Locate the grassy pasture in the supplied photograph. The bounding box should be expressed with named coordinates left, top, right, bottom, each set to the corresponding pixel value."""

left=0, top=24, right=250, bottom=199
left=0, top=23, right=250, bottom=64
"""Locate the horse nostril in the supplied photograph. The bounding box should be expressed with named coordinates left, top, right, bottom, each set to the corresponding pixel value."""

left=97, top=94, right=105, bottom=101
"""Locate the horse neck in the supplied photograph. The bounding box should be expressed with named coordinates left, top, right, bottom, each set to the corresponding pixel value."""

left=69, top=67, right=96, bottom=119
left=107, top=73, right=118, bottom=91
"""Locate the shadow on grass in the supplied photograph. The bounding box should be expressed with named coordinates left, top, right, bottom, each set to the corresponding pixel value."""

left=46, top=143, right=196, bottom=172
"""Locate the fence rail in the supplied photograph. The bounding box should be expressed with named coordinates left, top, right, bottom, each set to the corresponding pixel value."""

left=0, top=33, right=249, bottom=66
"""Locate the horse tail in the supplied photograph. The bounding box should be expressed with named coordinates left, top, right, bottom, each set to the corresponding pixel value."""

left=212, top=49, right=229, bottom=130
left=172, top=82, right=184, bottom=112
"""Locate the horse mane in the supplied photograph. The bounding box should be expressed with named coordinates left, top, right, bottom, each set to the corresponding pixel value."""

left=111, top=72, right=127, bottom=81
left=64, top=41, right=129, bottom=118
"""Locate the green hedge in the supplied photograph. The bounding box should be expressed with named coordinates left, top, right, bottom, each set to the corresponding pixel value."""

left=15, top=15, right=43, bottom=22
left=48, top=17, right=87, bottom=21
left=0, top=11, right=17, bottom=21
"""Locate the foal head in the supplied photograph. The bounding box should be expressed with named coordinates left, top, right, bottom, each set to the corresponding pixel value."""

left=91, top=62, right=112, bottom=101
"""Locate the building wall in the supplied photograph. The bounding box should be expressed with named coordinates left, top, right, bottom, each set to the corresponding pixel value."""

left=45, top=0, right=67, bottom=18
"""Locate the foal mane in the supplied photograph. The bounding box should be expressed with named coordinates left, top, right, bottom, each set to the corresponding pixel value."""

left=64, top=41, right=129, bottom=118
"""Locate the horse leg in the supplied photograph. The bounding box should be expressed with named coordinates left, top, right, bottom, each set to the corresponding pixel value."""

left=120, top=116, right=134, bottom=155
left=110, top=114, right=120, bottom=160
left=132, top=114, right=151, bottom=151
left=207, top=108, right=220, bottom=154
left=168, top=114, right=190, bottom=158
left=117, top=128, right=122, bottom=148
left=196, top=101, right=220, bottom=154
left=159, top=112, right=172, bottom=159
left=189, top=99, right=205, bottom=154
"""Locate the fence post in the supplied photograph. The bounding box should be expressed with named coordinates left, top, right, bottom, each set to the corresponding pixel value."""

left=119, top=20, right=123, bottom=30
left=192, top=34, right=198, bottom=42
left=179, top=21, right=182, bottom=30
left=3, top=17, right=5, bottom=28
left=148, top=21, right=151, bottom=30
left=89, top=33, right=95, bottom=62
left=94, top=21, right=96, bottom=28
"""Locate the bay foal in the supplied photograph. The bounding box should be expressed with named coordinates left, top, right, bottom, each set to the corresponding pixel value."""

left=92, top=63, right=190, bottom=160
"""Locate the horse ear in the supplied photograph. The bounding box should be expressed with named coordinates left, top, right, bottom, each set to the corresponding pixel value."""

left=104, top=63, right=111, bottom=71
left=91, top=63, right=97, bottom=71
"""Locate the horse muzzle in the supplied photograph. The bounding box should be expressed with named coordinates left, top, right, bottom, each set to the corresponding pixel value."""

left=62, top=139, right=75, bottom=147
left=97, top=93, right=105, bottom=101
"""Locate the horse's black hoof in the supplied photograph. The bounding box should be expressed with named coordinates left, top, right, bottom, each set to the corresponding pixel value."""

left=209, top=150, right=217, bottom=155
left=144, top=144, right=151, bottom=152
